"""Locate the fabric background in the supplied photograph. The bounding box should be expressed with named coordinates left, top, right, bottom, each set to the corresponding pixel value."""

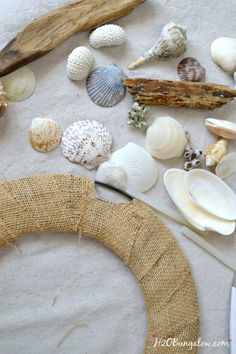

left=0, top=0, right=235, bottom=353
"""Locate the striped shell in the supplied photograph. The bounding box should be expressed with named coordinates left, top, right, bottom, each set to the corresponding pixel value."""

left=0, top=81, right=7, bottom=117
left=86, top=64, right=126, bottom=107
left=66, top=47, right=94, bottom=81
left=89, top=24, right=126, bottom=49
left=61, top=120, right=112, bottom=169
left=177, top=57, right=205, bottom=82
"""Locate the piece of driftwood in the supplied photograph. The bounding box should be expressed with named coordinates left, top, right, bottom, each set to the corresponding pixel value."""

left=124, top=78, right=236, bottom=109
left=0, top=0, right=145, bottom=77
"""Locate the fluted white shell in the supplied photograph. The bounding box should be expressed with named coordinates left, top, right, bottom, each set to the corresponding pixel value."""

left=96, top=161, right=128, bottom=191
left=164, top=169, right=235, bottom=235
left=184, top=169, right=236, bottom=221
left=211, top=37, right=236, bottom=73
left=108, top=142, right=158, bottom=192
left=145, top=116, right=187, bottom=160
left=215, top=152, right=236, bottom=179
left=89, top=24, right=126, bottom=49
left=66, top=46, right=94, bottom=81
left=29, top=118, right=62, bottom=153
left=61, top=120, right=112, bottom=169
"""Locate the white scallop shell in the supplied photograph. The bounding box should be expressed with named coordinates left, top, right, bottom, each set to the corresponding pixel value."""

left=29, top=118, right=62, bottom=153
left=89, top=24, right=126, bottom=49
left=108, top=142, right=158, bottom=192
left=164, top=169, right=235, bottom=235
left=184, top=169, right=236, bottom=221
left=145, top=116, right=187, bottom=159
left=66, top=46, right=94, bottom=81
left=61, top=120, right=112, bottom=170
left=96, top=161, right=128, bottom=191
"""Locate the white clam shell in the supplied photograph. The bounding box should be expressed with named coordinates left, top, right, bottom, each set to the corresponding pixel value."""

left=89, top=24, right=126, bottom=49
left=215, top=152, right=236, bottom=180
left=145, top=116, right=187, bottom=159
left=109, top=142, right=158, bottom=192
left=205, top=118, right=236, bottom=140
left=61, top=120, right=112, bottom=170
left=1, top=66, right=35, bottom=102
left=96, top=161, right=127, bottom=191
left=184, top=169, right=236, bottom=221
left=29, top=118, right=62, bottom=153
left=211, top=37, right=236, bottom=73
left=66, top=46, right=94, bottom=81
left=164, top=169, right=235, bottom=235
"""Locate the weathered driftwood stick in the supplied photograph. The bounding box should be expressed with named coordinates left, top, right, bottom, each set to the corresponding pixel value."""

left=0, top=0, right=145, bottom=77
left=124, top=78, right=236, bottom=110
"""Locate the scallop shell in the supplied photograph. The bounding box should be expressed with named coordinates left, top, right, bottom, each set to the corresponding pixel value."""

left=29, top=118, right=62, bottom=153
left=0, top=81, right=8, bottom=117
left=61, top=120, right=112, bottom=170
left=66, top=46, right=94, bottom=81
left=184, top=169, right=236, bottom=221
left=205, top=118, right=236, bottom=141
left=164, top=169, right=235, bottom=235
left=109, top=142, right=158, bottom=192
left=86, top=64, right=126, bottom=107
left=89, top=24, right=126, bottom=49
left=96, top=161, right=128, bottom=191
left=177, top=57, right=205, bottom=82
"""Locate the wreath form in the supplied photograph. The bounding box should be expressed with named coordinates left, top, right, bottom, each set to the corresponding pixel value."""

left=0, top=174, right=200, bottom=353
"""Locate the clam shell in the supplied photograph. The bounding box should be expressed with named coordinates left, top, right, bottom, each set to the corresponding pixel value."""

left=96, top=161, right=128, bottom=191
left=29, top=118, right=62, bottom=153
left=164, top=169, right=235, bottom=235
left=184, top=169, right=236, bottom=221
left=211, top=37, right=236, bottom=73
left=215, top=152, right=236, bottom=180
left=61, top=120, right=112, bottom=170
left=86, top=64, right=126, bottom=107
left=109, top=142, right=158, bottom=192
left=177, top=57, right=205, bottom=82
left=205, top=118, right=236, bottom=140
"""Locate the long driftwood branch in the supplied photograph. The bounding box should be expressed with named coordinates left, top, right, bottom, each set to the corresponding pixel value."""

left=124, top=78, right=236, bottom=110
left=0, top=0, right=145, bottom=77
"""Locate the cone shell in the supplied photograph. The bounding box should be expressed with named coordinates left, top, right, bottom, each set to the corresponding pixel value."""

left=0, top=81, right=7, bottom=117
left=61, top=120, right=112, bottom=170
left=86, top=64, right=126, bottom=107
left=205, top=138, right=227, bottom=167
left=29, top=118, right=62, bottom=153
left=89, top=24, right=126, bottom=49
left=177, top=57, right=205, bottom=82
left=205, top=118, right=236, bottom=140
left=66, top=47, right=94, bottom=81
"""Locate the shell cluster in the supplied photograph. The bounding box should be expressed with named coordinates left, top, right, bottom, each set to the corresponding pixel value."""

left=29, top=118, right=62, bottom=153
left=61, top=120, right=112, bottom=170
left=0, top=81, right=8, bottom=118
left=211, top=37, right=236, bottom=73
left=183, top=144, right=202, bottom=171
left=89, top=24, right=126, bottom=49
left=145, top=116, right=187, bottom=160
left=177, top=57, right=205, bottom=82
left=128, top=102, right=149, bottom=129
left=86, top=64, right=126, bottom=107
left=67, top=46, right=94, bottom=81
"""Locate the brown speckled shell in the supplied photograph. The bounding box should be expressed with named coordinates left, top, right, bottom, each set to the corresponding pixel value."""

left=177, top=57, right=205, bottom=82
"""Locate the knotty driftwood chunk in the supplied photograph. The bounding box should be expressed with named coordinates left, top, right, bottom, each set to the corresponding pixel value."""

left=0, top=0, right=145, bottom=77
left=124, top=78, right=236, bottom=110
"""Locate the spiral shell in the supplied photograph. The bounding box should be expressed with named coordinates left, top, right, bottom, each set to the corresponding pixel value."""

left=205, top=138, right=227, bottom=167
left=66, top=47, right=94, bottom=81
left=89, top=24, right=126, bottom=49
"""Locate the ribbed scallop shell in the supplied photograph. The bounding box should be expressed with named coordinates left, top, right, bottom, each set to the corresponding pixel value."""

left=61, top=120, right=112, bottom=170
left=177, top=57, right=205, bottom=82
left=89, top=24, right=126, bottom=49
left=86, top=64, right=127, bottom=107
left=66, top=47, right=94, bottom=81
left=0, top=81, right=8, bottom=118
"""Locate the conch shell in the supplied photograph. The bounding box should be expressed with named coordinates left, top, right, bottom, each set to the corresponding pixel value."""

left=205, top=138, right=227, bottom=167
left=0, top=81, right=8, bottom=117
left=129, top=22, right=187, bottom=70
left=205, top=118, right=236, bottom=141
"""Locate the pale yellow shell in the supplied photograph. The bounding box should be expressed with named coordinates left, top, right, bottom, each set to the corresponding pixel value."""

left=205, top=138, right=227, bottom=167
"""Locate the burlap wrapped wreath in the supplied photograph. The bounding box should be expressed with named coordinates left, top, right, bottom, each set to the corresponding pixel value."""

left=0, top=174, right=200, bottom=353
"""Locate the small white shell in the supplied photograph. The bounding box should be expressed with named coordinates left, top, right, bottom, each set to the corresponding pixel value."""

left=211, top=37, right=236, bottom=73
left=215, top=152, right=236, bottom=180
left=29, top=118, right=62, bottom=153
left=96, top=161, right=128, bottom=191
left=89, top=24, right=126, bottom=49
left=205, top=118, right=236, bottom=141
left=145, top=116, right=187, bottom=160
left=185, top=169, right=236, bottom=221
left=66, top=47, right=94, bottom=81
left=61, top=120, right=112, bottom=170
left=164, top=169, right=235, bottom=235
left=109, top=142, right=158, bottom=192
